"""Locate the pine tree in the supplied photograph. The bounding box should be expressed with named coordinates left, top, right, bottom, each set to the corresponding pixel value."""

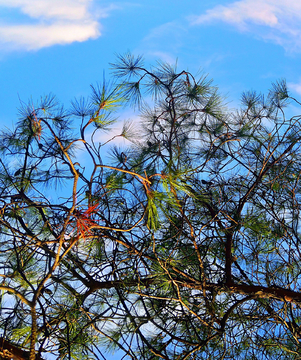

left=0, top=54, right=301, bottom=359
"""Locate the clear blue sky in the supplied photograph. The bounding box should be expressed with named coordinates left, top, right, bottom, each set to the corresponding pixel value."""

left=0, top=0, right=301, bottom=129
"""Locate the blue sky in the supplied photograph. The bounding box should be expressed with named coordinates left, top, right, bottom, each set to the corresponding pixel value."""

left=1, top=0, right=301, bottom=131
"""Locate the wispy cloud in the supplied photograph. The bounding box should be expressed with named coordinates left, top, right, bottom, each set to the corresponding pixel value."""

left=191, top=0, right=301, bottom=52
left=0, top=0, right=111, bottom=51
left=138, top=21, right=186, bottom=63
left=288, top=81, right=301, bottom=96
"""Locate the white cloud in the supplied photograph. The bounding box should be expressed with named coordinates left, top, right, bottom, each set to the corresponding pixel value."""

left=0, top=0, right=92, bottom=21
left=0, top=0, right=107, bottom=51
left=191, top=0, right=301, bottom=52
left=0, top=22, right=100, bottom=50
left=288, top=81, right=301, bottom=96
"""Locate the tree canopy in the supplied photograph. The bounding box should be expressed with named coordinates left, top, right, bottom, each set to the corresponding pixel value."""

left=1, top=54, right=301, bottom=359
